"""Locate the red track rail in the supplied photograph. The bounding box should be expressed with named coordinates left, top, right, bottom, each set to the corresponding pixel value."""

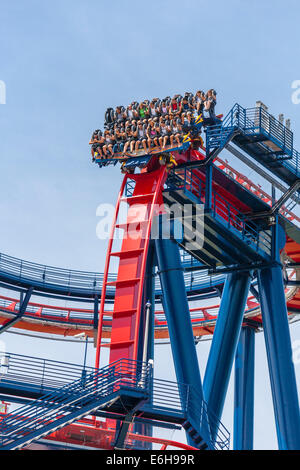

left=95, top=167, right=167, bottom=367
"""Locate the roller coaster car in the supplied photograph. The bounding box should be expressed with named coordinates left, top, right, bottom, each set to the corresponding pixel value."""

left=91, top=113, right=224, bottom=170
left=93, top=139, right=193, bottom=170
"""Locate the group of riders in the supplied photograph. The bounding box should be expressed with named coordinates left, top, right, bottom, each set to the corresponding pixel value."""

left=90, top=89, right=217, bottom=160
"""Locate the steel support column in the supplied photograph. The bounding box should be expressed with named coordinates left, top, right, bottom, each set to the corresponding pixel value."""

left=205, top=162, right=213, bottom=211
left=155, top=237, right=207, bottom=442
left=234, top=326, right=255, bottom=450
left=114, top=412, right=135, bottom=450
left=258, top=263, right=300, bottom=449
left=93, top=295, right=99, bottom=330
left=203, top=271, right=251, bottom=433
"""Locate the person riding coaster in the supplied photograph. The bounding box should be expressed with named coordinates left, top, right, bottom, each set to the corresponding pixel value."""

left=90, top=130, right=105, bottom=160
left=135, top=121, right=148, bottom=154
left=158, top=119, right=172, bottom=149
left=122, top=123, right=136, bottom=155
left=147, top=120, right=160, bottom=150
left=196, top=89, right=219, bottom=127
left=102, top=130, right=116, bottom=157
left=170, top=121, right=183, bottom=147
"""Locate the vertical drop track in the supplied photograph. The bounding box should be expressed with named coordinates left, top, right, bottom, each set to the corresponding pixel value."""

left=95, top=167, right=167, bottom=368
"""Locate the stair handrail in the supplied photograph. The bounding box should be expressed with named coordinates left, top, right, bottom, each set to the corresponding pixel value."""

left=185, top=384, right=230, bottom=450
left=0, top=358, right=150, bottom=447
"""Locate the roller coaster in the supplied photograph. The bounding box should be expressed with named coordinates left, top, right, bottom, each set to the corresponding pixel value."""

left=0, top=101, right=300, bottom=450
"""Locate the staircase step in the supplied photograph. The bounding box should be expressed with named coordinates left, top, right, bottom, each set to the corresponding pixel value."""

left=193, top=434, right=205, bottom=444
left=0, top=357, right=153, bottom=450
left=182, top=420, right=192, bottom=430
left=187, top=428, right=198, bottom=437
left=198, top=442, right=208, bottom=450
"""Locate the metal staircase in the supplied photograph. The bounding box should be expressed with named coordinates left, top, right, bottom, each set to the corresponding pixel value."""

left=0, top=359, right=151, bottom=450
left=182, top=385, right=231, bottom=450
left=204, top=103, right=300, bottom=187
left=206, top=125, right=238, bottom=161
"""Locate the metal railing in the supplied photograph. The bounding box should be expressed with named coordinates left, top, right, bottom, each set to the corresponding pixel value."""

left=0, top=353, right=186, bottom=417
left=214, top=156, right=300, bottom=226
left=220, top=103, right=294, bottom=158
left=0, top=352, right=230, bottom=450
left=0, top=291, right=229, bottom=329
left=212, top=103, right=300, bottom=179
left=0, top=250, right=226, bottom=300
left=166, top=168, right=204, bottom=203
left=289, top=148, right=300, bottom=177
left=0, top=358, right=151, bottom=449
left=0, top=251, right=226, bottom=309
left=0, top=352, right=95, bottom=394
left=206, top=126, right=236, bottom=155
left=212, top=189, right=272, bottom=255
left=186, top=386, right=230, bottom=450
left=0, top=252, right=116, bottom=296
left=165, top=168, right=272, bottom=256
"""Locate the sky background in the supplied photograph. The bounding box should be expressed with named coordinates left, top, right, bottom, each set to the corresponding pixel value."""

left=0, top=0, right=300, bottom=450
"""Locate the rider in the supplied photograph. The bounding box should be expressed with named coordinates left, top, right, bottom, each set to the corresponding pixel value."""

left=202, top=89, right=217, bottom=125
left=170, top=120, right=183, bottom=148
left=135, top=121, right=148, bottom=154
left=124, top=104, right=138, bottom=121
left=149, top=100, right=160, bottom=119
left=147, top=120, right=160, bottom=149
left=138, top=102, right=150, bottom=120
left=113, top=127, right=126, bottom=154
left=159, top=119, right=172, bottom=149
left=194, top=90, right=206, bottom=116
left=122, top=122, right=138, bottom=154
left=102, top=130, right=116, bottom=157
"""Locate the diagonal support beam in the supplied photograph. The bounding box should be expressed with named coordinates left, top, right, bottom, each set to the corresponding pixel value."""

left=234, top=326, right=255, bottom=450
left=226, top=144, right=300, bottom=205
left=114, top=412, right=135, bottom=449
left=258, top=263, right=300, bottom=449
left=155, top=236, right=210, bottom=444
left=203, top=271, right=252, bottom=435
left=247, top=180, right=300, bottom=220
left=270, top=180, right=300, bottom=213
left=0, top=287, right=33, bottom=334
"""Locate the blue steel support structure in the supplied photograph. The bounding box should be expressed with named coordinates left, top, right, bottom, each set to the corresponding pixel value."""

left=203, top=271, right=252, bottom=436
left=0, top=286, right=33, bottom=334
left=155, top=237, right=208, bottom=443
left=134, top=242, right=156, bottom=450
left=257, top=221, right=300, bottom=449
left=234, top=326, right=255, bottom=450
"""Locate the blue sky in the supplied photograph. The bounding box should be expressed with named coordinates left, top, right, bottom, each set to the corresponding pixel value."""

left=0, top=0, right=300, bottom=449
